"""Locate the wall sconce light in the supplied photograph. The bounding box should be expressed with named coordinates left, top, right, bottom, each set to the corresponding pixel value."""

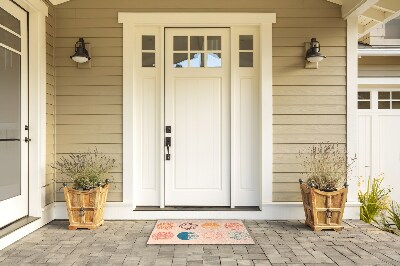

left=70, top=37, right=91, bottom=64
left=305, top=38, right=326, bottom=69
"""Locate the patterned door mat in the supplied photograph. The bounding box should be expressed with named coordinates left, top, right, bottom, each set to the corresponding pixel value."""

left=147, top=220, right=255, bottom=244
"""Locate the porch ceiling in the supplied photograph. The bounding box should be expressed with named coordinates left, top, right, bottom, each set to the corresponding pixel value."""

left=327, top=0, right=400, bottom=39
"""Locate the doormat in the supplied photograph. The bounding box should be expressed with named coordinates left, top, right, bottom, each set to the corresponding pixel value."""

left=147, top=220, right=255, bottom=245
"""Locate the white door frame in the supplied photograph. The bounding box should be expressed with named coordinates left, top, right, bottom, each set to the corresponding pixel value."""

left=11, top=0, right=48, bottom=217
left=119, top=13, right=276, bottom=209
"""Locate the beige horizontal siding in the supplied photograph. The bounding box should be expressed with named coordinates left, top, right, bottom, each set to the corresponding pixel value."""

left=55, top=0, right=346, bottom=203
left=45, top=1, right=56, bottom=207
left=359, top=56, right=400, bottom=77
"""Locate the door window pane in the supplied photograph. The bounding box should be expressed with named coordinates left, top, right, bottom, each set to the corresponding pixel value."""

left=378, top=91, right=390, bottom=99
left=239, top=52, right=253, bottom=67
left=173, top=53, right=188, bottom=68
left=174, top=36, right=188, bottom=51
left=0, top=47, right=21, bottom=201
left=392, top=101, right=400, bottom=109
left=0, top=27, right=21, bottom=51
left=190, top=53, right=204, bottom=67
left=378, top=101, right=390, bottom=109
left=142, top=52, right=155, bottom=67
left=207, top=36, right=221, bottom=50
left=0, top=7, right=20, bottom=34
left=239, top=35, right=253, bottom=50
left=358, top=101, right=370, bottom=109
left=190, top=36, right=204, bottom=51
left=358, top=92, right=370, bottom=100
left=142, top=35, right=155, bottom=50
left=392, top=91, right=400, bottom=99
left=207, top=53, right=221, bottom=68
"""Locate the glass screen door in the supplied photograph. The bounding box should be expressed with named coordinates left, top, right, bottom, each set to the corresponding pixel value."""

left=0, top=0, right=28, bottom=228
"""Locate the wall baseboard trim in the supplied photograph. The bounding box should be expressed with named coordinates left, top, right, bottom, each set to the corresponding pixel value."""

left=0, top=203, right=55, bottom=250
left=54, top=201, right=361, bottom=220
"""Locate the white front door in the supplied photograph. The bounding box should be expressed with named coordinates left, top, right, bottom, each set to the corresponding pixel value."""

left=357, top=89, right=400, bottom=203
left=0, top=0, right=29, bottom=228
left=164, top=28, right=230, bottom=206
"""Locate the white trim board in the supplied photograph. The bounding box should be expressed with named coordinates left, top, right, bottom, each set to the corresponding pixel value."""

left=119, top=13, right=276, bottom=210
left=358, top=77, right=400, bottom=85
left=53, top=202, right=360, bottom=220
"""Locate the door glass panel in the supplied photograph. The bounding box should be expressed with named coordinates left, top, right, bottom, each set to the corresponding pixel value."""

left=190, top=36, right=204, bottom=51
left=358, top=101, right=370, bottom=109
left=392, top=91, right=400, bottom=99
left=207, top=53, right=222, bottom=68
left=0, top=7, right=20, bottom=34
left=239, top=52, right=253, bottom=67
left=0, top=27, right=21, bottom=51
left=189, top=53, right=204, bottom=67
left=392, top=101, right=400, bottom=109
left=0, top=47, right=21, bottom=201
left=173, top=36, right=188, bottom=51
left=142, top=52, right=155, bottom=67
left=378, top=101, right=390, bottom=109
left=207, top=36, right=221, bottom=50
left=173, top=53, right=188, bottom=68
left=378, top=91, right=390, bottom=99
left=142, top=35, right=155, bottom=50
left=239, top=35, right=253, bottom=50
left=358, top=92, right=370, bottom=99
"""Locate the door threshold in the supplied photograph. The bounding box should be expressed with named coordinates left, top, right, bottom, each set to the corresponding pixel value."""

left=0, top=216, right=39, bottom=239
left=134, top=206, right=260, bottom=211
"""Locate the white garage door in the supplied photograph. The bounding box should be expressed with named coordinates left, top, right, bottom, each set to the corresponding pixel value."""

left=358, top=89, right=400, bottom=202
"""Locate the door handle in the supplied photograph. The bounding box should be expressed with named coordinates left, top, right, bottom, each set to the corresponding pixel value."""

left=24, top=137, right=31, bottom=143
left=165, top=137, right=171, bottom=160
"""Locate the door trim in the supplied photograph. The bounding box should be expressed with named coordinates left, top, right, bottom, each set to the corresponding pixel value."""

left=119, top=13, right=276, bottom=209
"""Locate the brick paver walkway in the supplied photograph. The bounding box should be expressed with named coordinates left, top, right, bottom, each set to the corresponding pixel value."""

left=0, top=220, right=399, bottom=265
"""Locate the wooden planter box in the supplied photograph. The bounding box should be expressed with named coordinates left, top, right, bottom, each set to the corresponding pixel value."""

left=299, top=182, right=347, bottom=231
left=63, top=184, right=109, bottom=230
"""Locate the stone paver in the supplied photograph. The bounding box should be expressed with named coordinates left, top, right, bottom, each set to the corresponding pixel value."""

left=0, top=220, right=399, bottom=265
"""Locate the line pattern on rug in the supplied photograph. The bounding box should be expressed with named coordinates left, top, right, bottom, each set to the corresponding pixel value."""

left=147, top=220, right=255, bottom=245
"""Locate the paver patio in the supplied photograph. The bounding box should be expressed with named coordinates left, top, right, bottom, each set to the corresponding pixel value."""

left=0, top=220, right=399, bottom=266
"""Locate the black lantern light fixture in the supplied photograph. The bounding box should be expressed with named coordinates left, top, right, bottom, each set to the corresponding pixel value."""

left=305, top=38, right=326, bottom=64
left=70, top=37, right=91, bottom=64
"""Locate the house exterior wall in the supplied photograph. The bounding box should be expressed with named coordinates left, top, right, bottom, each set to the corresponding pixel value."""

left=45, top=1, right=56, bottom=207
left=359, top=56, right=400, bottom=77
left=54, top=0, right=346, bottom=203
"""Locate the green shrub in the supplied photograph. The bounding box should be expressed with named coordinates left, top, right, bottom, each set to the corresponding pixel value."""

left=358, top=177, right=391, bottom=224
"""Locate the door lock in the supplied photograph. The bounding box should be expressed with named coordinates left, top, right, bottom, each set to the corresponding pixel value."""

left=165, top=137, right=171, bottom=160
left=24, top=137, right=31, bottom=143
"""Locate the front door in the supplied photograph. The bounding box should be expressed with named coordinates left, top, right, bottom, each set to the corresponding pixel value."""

left=0, top=0, right=28, bottom=228
left=164, top=28, right=230, bottom=206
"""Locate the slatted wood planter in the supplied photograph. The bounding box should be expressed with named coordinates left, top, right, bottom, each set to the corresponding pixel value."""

left=299, top=182, right=347, bottom=231
left=63, top=184, right=109, bottom=230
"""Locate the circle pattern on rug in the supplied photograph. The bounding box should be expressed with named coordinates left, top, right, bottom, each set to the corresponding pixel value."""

left=201, top=222, right=220, bottom=229
left=177, top=232, right=199, bottom=240
left=156, top=222, right=175, bottom=230
left=224, top=222, right=244, bottom=230
left=152, top=232, right=174, bottom=240
left=179, top=222, right=198, bottom=230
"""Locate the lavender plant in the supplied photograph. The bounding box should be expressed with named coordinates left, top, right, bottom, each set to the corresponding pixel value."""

left=299, top=143, right=355, bottom=191
left=53, top=148, right=116, bottom=190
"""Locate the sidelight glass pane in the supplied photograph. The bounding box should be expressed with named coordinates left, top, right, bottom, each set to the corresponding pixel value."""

left=207, top=53, right=222, bottom=68
left=190, top=36, right=204, bottom=51
left=0, top=47, right=21, bottom=201
left=239, top=35, right=253, bottom=50
left=142, top=52, right=155, bottom=67
left=0, top=7, right=20, bottom=34
left=358, top=92, right=370, bottom=100
left=142, top=35, right=155, bottom=50
left=239, top=52, right=253, bottom=67
left=358, top=101, right=370, bottom=109
left=173, top=53, right=188, bottom=68
left=190, top=53, right=204, bottom=67
left=207, top=36, right=221, bottom=50
left=173, top=36, right=188, bottom=51
left=0, top=27, right=21, bottom=51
